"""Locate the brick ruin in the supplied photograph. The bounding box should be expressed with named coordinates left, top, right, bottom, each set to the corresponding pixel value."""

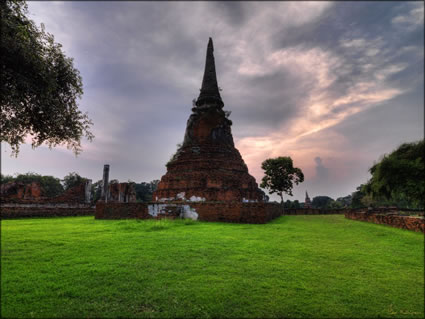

left=0, top=39, right=279, bottom=223
left=345, top=209, right=424, bottom=233
left=1, top=181, right=43, bottom=202
left=99, top=164, right=137, bottom=203
left=0, top=180, right=92, bottom=204
left=95, top=38, right=281, bottom=224
left=1, top=180, right=94, bottom=219
left=96, top=201, right=283, bottom=224
left=153, top=38, right=265, bottom=203
left=108, top=182, right=137, bottom=203
left=1, top=173, right=137, bottom=218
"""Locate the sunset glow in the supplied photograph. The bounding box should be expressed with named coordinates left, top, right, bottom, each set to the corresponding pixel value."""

left=2, top=1, right=423, bottom=202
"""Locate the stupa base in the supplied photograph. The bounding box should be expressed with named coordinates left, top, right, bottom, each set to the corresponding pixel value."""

left=95, top=201, right=284, bottom=224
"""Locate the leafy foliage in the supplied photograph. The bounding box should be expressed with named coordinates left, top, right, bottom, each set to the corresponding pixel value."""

left=134, top=180, right=160, bottom=202
left=351, top=184, right=404, bottom=209
left=284, top=200, right=301, bottom=209
left=0, top=0, right=93, bottom=156
left=1, top=174, right=15, bottom=185
left=364, top=140, right=424, bottom=208
left=329, top=200, right=343, bottom=209
left=351, top=185, right=368, bottom=208
left=62, top=172, right=87, bottom=191
left=260, top=157, right=304, bottom=203
left=336, top=195, right=352, bottom=207
left=311, top=196, right=334, bottom=209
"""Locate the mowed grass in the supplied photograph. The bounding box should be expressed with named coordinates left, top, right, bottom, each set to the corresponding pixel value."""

left=1, top=215, right=424, bottom=318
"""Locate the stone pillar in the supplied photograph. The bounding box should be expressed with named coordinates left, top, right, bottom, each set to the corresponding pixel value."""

left=85, top=179, right=92, bottom=203
left=101, top=164, right=110, bottom=202
left=118, top=184, right=123, bottom=203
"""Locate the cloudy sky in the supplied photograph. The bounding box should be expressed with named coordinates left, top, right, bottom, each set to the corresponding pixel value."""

left=2, top=1, right=423, bottom=202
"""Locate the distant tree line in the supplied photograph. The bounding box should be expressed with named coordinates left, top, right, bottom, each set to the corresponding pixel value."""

left=282, top=195, right=352, bottom=210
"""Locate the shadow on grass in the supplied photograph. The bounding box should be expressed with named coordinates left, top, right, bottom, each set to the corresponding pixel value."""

left=267, top=215, right=290, bottom=225
left=145, top=218, right=199, bottom=231
left=147, top=225, right=168, bottom=232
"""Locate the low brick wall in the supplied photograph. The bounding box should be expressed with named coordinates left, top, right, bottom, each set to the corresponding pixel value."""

left=284, top=208, right=346, bottom=215
left=345, top=211, right=424, bottom=233
left=190, top=202, right=283, bottom=223
left=95, top=202, right=150, bottom=219
left=95, top=201, right=284, bottom=224
left=1, top=203, right=95, bottom=219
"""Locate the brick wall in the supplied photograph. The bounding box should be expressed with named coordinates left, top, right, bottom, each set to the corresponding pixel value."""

left=52, top=182, right=90, bottom=203
left=284, top=208, right=346, bottom=215
left=1, top=182, right=44, bottom=202
left=1, top=203, right=95, bottom=219
left=345, top=210, right=424, bottom=233
left=189, top=202, right=283, bottom=223
left=108, top=182, right=137, bottom=203
left=1, top=181, right=91, bottom=204
left=95, top=202, right=150, bottom=219
left=95, top=201, right=284, bottom=224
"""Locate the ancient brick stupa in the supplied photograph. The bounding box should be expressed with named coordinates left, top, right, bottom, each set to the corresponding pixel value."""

left=153, top=38, right=264, bottom=202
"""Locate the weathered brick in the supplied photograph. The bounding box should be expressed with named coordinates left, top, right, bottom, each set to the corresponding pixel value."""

left=152, top=39, right=264, bottom=203
left=95, top=201, right=284, bottom=224
left=345, top=210, right=424, bottom=233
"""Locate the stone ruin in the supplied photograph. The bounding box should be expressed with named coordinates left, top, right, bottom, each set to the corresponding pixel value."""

left=99, top=164, right=137, bottom=203
left=1, top=180, right=92, bottom=203
left=0, top=181, right=43, bottom=202
left=96, top=38, right=283, bottom=224
left=153, top=38, right=265, bottom=203
left=1, top=179, right=94, bottom=219
left=108, top=182, right=136, bottom=203
left=0, top=164, right=136, bottom=219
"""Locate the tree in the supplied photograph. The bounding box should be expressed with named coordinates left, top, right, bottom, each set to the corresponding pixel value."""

left=62, top=172, right=87, bottom=191
left=284, top=200, right=292, bottom=209
left=260, top=156, right=304, bottom=204
left=364, top=140, right=424, bottom=208
left=329, top=200, right=343, bottom=209
left=0, top=174, right=15, bottom=184
left=351, top=185, right=367, bottom=209
left=351, top=184, right=393, bottom=209
left=134, top=180, right=160, bottom=202
left=1, top=0, right=93, bottom=156
left=291, top=200, right=301, bottom=209
left=311, top=196, right=334, bottom=209
left=336, top=195, right=352, bottom=208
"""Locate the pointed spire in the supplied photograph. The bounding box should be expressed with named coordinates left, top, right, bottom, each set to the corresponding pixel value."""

left=196, top=37, right=224, bottom=107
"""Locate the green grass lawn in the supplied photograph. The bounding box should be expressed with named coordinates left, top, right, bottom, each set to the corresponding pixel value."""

left=1, top=215, right=424, bottom=318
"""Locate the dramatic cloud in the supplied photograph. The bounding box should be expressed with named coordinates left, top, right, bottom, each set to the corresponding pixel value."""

left=2, top=2, right=423, bottom=202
